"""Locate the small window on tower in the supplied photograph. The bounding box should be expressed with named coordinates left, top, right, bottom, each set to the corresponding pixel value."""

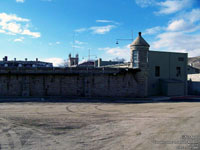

left=133, top=51, right=139, bottom=68
left=155, top=66, right=160, bottom=77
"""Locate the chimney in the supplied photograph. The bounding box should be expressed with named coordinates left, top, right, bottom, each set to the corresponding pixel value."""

left=3, top=56, right=8, bottom=61
left=98, top=58, right=102, bottom=67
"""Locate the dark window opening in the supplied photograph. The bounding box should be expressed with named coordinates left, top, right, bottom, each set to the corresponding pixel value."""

left=133, top=51, right=139, bottom=68
left=176, top=67, right=181, bottom=77
left=155, top=66, right=160, bottom=77
left=178, top=57, right=184, bottom=61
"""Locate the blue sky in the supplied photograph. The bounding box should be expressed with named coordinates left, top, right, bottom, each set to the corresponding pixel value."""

left=0, top=0, right=200, bottom=66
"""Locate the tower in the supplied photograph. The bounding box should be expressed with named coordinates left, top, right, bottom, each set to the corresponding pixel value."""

left=130, top=32, right=150, bottom=69
left=68, top=53, right=79, bottom=67
left=130, top=32, right=150, bottom=97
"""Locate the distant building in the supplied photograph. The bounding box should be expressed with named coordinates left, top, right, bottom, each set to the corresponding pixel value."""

left=78, top=60, right=95, bottom=67
left=187, top=65, right=200, bottom=74
left=94, top=58, right=124, bottom=67
left=0, top=56, right=53, bottom=68
left=77, top=59, right=125, bottom=68
left=67, top=53, right=125, bottom=68
left=68, top=54, right=79, bottom=67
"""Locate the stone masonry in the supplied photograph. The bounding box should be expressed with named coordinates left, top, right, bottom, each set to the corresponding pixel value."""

left=0, top=67, right=145, bottom=98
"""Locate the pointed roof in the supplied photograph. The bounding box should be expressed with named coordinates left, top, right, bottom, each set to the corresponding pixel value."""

left=130, top=32, right=150, bottom=47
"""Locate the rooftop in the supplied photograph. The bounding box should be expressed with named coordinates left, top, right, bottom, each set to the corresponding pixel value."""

left=130, top=32, right=150, bottom=47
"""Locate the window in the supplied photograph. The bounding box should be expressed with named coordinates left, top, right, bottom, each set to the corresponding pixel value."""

left=178, top=57, right=184, bottom=61
left=155, top=66, right=160, bottom=77
left=176, top=67, right=181, bottom=77
left=133, top=51, right=139, bottom=68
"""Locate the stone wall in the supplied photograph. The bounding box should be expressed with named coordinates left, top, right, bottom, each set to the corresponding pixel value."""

left=0, top=67, right=144, bottom=98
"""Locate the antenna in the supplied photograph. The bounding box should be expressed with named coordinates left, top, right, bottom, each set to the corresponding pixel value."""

left=82, top=48, right=97, bottom=61
left=72, top=33, right=75, bottom=57
left=131, top=30, right=133, bottom=40
left=88, top=49, right=90, bottom=61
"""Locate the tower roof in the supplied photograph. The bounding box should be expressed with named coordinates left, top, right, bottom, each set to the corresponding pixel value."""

left=130, top=32, right=150, bottom=47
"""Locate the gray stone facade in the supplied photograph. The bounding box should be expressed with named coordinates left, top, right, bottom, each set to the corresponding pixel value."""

left=0, top=32, right=188, bottom=98
left=0, top=68, right=144, bottom=97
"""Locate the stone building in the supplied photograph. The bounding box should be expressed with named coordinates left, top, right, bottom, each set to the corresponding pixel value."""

left=0, top=32, right=188, bottom=98
left=130, top=32, right=188, bottom=96
left=0, top=56, right=53, bottom=68
left=94, top=58, right=124, bottom=68
left=68, top=54, right=79, bottom=67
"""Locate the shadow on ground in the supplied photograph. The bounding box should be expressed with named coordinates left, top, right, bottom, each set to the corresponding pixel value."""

left=0, top=96, right=200, bottom=104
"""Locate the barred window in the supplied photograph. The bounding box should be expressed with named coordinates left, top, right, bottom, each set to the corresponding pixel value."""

left=133, top=51, right=139, bottom=68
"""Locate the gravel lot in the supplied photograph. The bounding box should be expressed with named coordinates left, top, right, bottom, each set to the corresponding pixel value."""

left=0, top=102, right=200, bottom=150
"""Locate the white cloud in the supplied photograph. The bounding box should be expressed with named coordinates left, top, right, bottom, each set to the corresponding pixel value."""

left=136, top=1, right=200, bottom=57
left=74, top=28, right=87, bottom=33
left=75, top=40, right=86, bottom=45
left=0, top=29, right=5, bottom=33
left=135, top=0, right=194, bottom=15
left=14, top=37, right=24, bottom=42
left=16, top=0, right=25, bottom=3
left=156, top=0, right=192, bottom=15
left=99, top=44, right=130, bottom=60
left=75, top=19, right=118, bottom=34
left=21, top=29, right=41, bottom=38
left=144, top=26, right=162, bottom=35
left=135, top=0, right=156, bottom=7
left=180, top=9, right=200, bottom=23
left=96, top=20, right=113, bottom=23
left=43, top=58, right=64, bottom=67
left=49, top=41, right=61, bottom=46
left=143, top=7, right=200, bottom=58
left=166, top=9, right=200, bottom=33
left=167, top=19, right=190, bottom=31
left=0, top=13, right=29, bottom=23
left=152, top=32, right=200, bottom=57
left=75, top=25, right=116, bottom=34
left=96, top=20, right=119, bottom=25
left=2, top=22, right=22, bottom=34
left=72, top=45, right=84, bottom=49
left=0, top=13, right=40, bottom=38
left=90, top=25, right=116, bottom=34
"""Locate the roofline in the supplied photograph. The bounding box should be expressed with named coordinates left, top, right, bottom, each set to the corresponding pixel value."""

left=130, top=44, right=150, bottom=47
left=149, top=50, right=188, bottom=54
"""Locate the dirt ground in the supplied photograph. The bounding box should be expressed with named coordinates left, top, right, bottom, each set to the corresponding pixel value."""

left=0, top=102, right=200, bottom=150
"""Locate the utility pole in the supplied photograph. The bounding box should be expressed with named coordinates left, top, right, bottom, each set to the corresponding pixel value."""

left=88, top=49, right=90, bottom=61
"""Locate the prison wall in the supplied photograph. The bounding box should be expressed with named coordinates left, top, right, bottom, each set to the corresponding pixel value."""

left=0, top=67, right=144, bottom=98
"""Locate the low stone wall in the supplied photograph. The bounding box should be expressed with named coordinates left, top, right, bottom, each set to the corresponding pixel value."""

left=0, top=67, right=145, bottom=98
